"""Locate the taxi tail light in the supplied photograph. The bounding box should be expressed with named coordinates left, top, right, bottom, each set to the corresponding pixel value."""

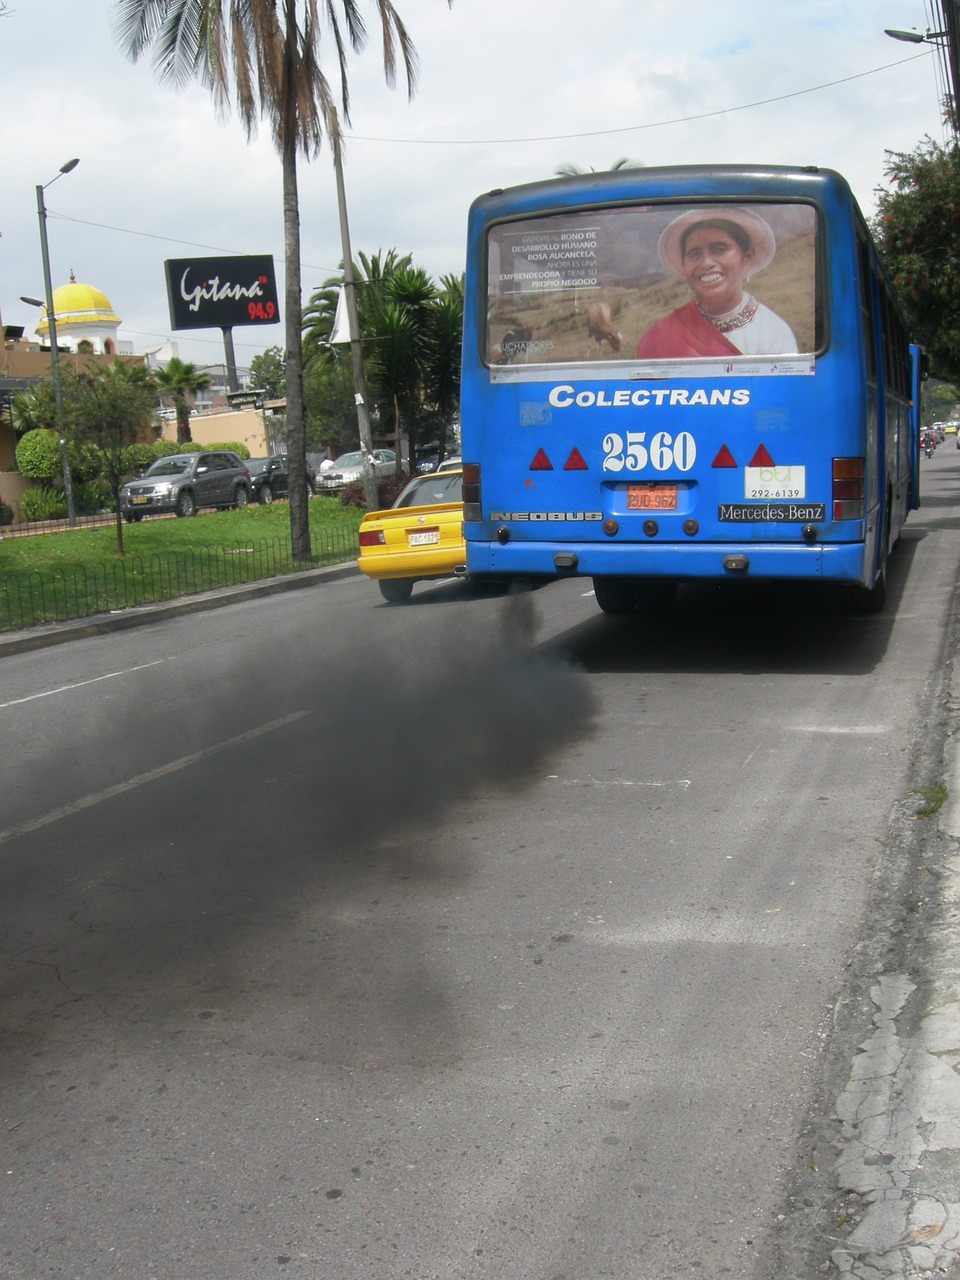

left=832, top=457, right=865, bottom=520
left=462, top=462, right=481, bottom=521
left=359, top=529, right=386, bottom=547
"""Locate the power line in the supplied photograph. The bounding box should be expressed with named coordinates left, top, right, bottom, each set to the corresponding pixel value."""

left=345, top=52, right=932, bottom=146
left=40, top=49, right=934, bottom=277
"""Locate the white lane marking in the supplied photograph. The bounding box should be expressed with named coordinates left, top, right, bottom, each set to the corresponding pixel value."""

left=549, top=777, right=692, bottom=789
left=0, top=659, right=171, bottom=709
left=791, top=724, right=887, bottom=734
left=0, top=712, right=308, bottom=847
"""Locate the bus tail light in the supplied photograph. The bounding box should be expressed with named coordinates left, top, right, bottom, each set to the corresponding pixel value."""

left=462, top=462, right=481, bottom=521
left=833, top=457, right=865, bottom=520
left=358, top=529, right=386, bottom=547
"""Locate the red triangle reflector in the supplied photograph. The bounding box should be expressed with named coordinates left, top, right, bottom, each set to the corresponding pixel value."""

left=712, top=444, right=737, bottom=468
left=530, top=448, right=553, bottom=470
left=564, top=447, right=588, bottom=471
left=749, top=444, right=775, bottom=467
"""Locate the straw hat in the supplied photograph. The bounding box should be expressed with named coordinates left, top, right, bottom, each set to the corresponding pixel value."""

left=657, top=207, right=777, bottom=279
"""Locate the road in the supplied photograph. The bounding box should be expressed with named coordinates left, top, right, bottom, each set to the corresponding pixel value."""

left=1, top=444, right=959, bottom=1280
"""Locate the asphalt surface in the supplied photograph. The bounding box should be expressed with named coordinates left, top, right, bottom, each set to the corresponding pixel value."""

left=4, top=556, right=960, bottom=1278
left=0, top=561, right=358, bottom=658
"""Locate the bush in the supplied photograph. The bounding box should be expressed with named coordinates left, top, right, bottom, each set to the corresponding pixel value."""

left=123, top=442, right=166, bottom=475
left=339, top=474, right=406, bottom=510
left=173, top=441, right=250, bottom=459
left=72, top=479, right=114, bottom=515
left=21, top=485, right=67, bottom=522
left=15, top=429, right=62, bottom=481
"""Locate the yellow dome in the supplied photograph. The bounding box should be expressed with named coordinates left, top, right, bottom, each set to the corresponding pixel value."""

left=36, top=278, right=121, bottom=334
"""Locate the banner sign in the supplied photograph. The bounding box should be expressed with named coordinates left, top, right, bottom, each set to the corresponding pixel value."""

left=164, top=255, right=280, bottom=331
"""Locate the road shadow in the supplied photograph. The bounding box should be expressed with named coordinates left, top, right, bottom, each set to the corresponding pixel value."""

left=541, top=531, right=921, bottom=677
left=0, top=593, right=599, bottom=1075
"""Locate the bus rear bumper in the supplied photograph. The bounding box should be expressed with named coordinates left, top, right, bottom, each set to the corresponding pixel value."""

left=465, top=540, right=870, bottom=585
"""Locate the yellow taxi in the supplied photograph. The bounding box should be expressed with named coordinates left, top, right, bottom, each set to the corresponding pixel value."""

left=357, top=470, right=464, bottom=602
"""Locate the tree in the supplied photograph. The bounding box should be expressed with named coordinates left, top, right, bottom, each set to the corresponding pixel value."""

left=873, top=137, right=960, bottom=383
left=153, top=356, right=211, bottom=444
left=422, top=275, right=464, bottom=460
left=65, top=361, right=159, bottom=554
left=303, top=358, right=357, bottom=450
left=10, top=382, right=57, bottom=435
left=302, top=248, right=413, bottom=367
left=555, top=157, right=642, bottom=177
left=303, top=253, right=463, bottom=466
left=113, top=0, right=427, bottom=557
left=249, top=346, right=287, bottom=400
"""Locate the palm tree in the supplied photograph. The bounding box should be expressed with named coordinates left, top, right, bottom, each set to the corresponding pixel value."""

left=153, top=357, right=211, bottom=444
left=422, top=275, right=463, bottom=462
left=302, top=248, right=413, bottom=367
left=555, top=158, right=642, bottom=177
left=112, top=0, right=425, bottom=561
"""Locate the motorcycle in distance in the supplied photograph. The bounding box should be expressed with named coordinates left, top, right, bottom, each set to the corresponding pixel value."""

left=923, top=430, right=937, bottom=458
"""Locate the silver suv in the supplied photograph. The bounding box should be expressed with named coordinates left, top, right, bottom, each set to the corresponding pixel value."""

left=121, top=451, right=252, bottom=521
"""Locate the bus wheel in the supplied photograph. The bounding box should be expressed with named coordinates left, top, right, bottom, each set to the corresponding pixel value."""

left=379, top=579, right=414, bottom=604
left=849, top=518, right=890, bottom=614
left=634, top=579, right=678, bottom=608
left=850, top=564, right=887, bottom=614
left=593, top=576, right=639, bottom=614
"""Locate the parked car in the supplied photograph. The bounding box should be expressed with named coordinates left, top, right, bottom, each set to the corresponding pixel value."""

left=120, top=450, right=251, bottom=521
left=415, top=447, right=461, bottom=474
left=357, top=469, right=465, bottom=602
left=316, top=449, right=398, bottom=493
left=246, top=455, right=290, bottom=504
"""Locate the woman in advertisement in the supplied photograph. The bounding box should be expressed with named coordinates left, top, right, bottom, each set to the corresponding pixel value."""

left=636, top=207, right=798, bottom=359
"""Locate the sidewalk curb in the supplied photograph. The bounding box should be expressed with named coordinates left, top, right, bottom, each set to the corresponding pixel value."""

left=0, top=562, right=359, bottom=658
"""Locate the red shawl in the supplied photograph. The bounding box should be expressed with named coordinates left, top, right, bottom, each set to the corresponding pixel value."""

left=636, top=300, right=740, bottom=359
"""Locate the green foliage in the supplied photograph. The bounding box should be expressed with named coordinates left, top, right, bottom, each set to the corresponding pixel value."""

left=249, top=346, right=286, bottom=399
left=303, top=359, right=360, bottom=449
left=873, top=138, right=960, bottom=382
left=16, top=429, right=62, bottom=481
left=11, top=382, right=57, bottom=434
left=68, top=441, right=106, bottom=484
left=123, top=441, right=170, bottom=474
left=20, top=484, right=67, bottom=522
left=302, top=252, right=464, bottom=463
left=914, top=781, right=948, bottom=818
left=72, top=479, right=115, bottom=515
left=171, top=440, right=251, bottom=458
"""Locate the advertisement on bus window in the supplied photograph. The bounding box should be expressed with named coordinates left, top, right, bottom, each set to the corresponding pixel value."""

left=486, top=202, right=817, bottom=370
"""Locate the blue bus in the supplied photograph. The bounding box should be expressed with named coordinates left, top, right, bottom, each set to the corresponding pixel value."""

left=460, top=165, right=921, bottom=613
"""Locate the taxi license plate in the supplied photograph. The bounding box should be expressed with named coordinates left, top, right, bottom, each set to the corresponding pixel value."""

left=627, top=483, right=678, bottom=511
left=132, top=496, right=149, bottom=505
left=408, top=529, right=440, bottom=546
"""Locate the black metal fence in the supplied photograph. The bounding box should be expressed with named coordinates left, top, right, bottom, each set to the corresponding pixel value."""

left=0, top=526, right=360, bottom=633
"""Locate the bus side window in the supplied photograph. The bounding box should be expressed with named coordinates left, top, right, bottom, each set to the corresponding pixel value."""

left=857, top=231, right=877, bottom=384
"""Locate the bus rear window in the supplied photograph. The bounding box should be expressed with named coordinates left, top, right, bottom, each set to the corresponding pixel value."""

left=486, top=201, right=818, bottom=368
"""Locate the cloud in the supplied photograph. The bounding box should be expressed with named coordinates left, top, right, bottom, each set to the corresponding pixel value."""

left=1, top=0, right=946, bottom=366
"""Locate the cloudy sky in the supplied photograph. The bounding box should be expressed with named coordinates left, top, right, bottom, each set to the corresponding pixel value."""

left=1, top=0, right=950, bottom=369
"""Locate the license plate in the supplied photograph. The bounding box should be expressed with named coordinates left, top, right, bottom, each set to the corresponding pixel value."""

left=132, top=496, right=149, bottom=505
left=627, top=483, right=678, bottom=511
left=408, top=529, right=440, bottom=545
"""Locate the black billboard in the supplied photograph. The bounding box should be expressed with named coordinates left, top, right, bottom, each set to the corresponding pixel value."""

left=164, top=255, right=280, bottom=331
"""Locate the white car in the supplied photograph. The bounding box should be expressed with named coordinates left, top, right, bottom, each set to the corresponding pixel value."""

left=316, top=449, right=398, bottom=492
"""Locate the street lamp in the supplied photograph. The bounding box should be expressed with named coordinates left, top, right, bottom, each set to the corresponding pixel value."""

left=28, top=157, right=80, bottom=526
left=884, top=27, right=948, bottom=43
left=886, top=19, right=960, bottom=134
